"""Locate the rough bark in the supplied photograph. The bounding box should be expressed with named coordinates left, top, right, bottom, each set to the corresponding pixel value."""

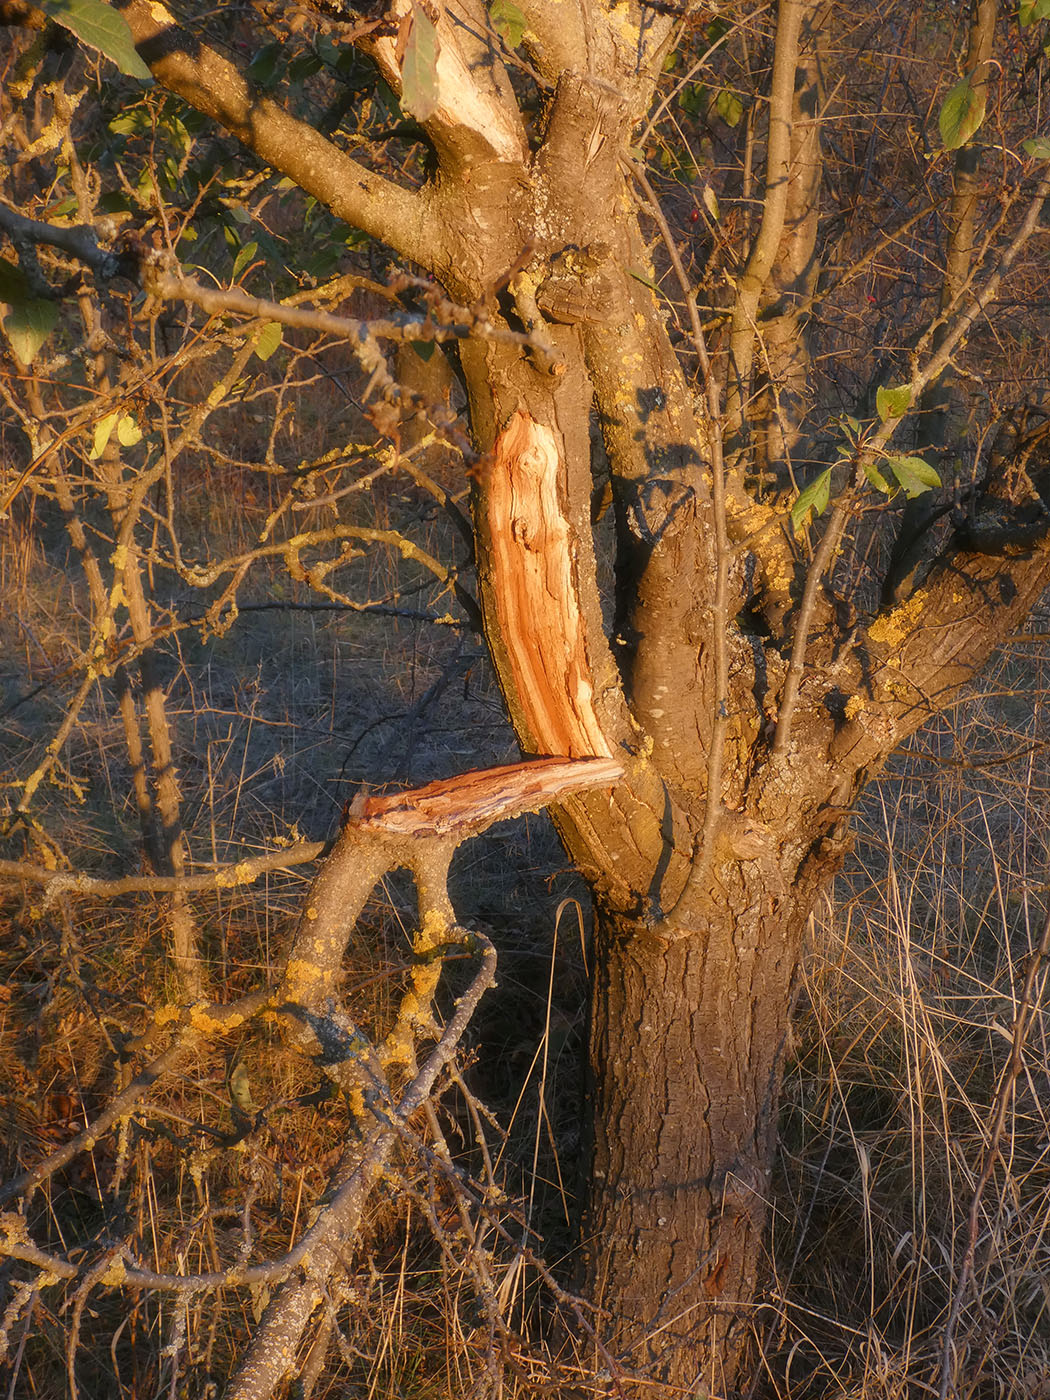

left=584, top=888, right=815, bottom=1394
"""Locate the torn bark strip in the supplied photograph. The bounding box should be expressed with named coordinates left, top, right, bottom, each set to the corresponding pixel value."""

left=352, top=756, right=623, bottom=836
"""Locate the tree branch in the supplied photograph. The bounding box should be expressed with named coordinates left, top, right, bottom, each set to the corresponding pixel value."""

left=147, top=269, right=556, bottom=359
left=0, top=840, right=327, bottom=902
left=0, top=198, right=121, bottom=279
left=227, top=926, right=497, bottom=1400
left=360, top=0, right=528, bottom=171
left=118, top=0, right=438, bottom=270
left=515, top=0, right=673, bottom=106
left=725, top=0, right=810, bottom=442
left=626, top=162, right=732, bottom=942
left=482, top=411, right=616, bottom=760
left=882, top=0, right=1000, bottom=602
left=773, top=472, right=857, bottom=756
left=828, top=529, right=1050, bottom=800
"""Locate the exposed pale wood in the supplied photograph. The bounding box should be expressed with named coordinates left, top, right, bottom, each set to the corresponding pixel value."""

left=484, top=410, right=613, bottom=759
left=353, top=756, right=623, bottom=836
left=364, top=0, right=528, bottom=169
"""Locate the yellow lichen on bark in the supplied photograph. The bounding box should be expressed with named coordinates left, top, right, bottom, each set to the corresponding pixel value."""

left=189, top=1001, right=247, bottom=1034
left=216, top=861, right=254, bottom=888
left=417, top=907, right=448, bottom=953
left=868, top=589, right=927, bottom=647
left=282, top=958, right=327, bottom=1001
left=100, top=1256, right=127, bottom=1286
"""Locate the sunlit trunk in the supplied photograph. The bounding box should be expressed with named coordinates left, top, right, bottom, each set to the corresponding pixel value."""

left=582, top=878, right=812, bottom=1395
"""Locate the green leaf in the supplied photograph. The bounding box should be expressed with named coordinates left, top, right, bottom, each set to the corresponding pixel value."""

left=1023, top=135, right=1050, bottom=159
left=938, top=74, right=986, bottom=151
left=315, top=33, right=342, bottom=67
left=863, top=460, right=893, bottom=495
left=876, top=383, right=912, bottom=420
left=232, top=240, right=259, bottom=280
left=45, top=195, right=78, bottom=219
left=701, top=183, right=720, bottom=221
left=288, top=51, right=324, bottom=82
left=679, top=83, right=706, bottom=118
left=228, top=1063, right=257, bottom=1114
left=116, top=413, right=142, bottom=447
left=0, top=259, right=29, bottom=302
left=887, top=455, right=941, bottom=498
left=489, top=0, right=527, bottom=48
left=254, top=321, right=283, bottom=362
left=89, top=410, right=119, bottom=459
left=166, top=114, right=192, bottom=158
left=714, top=87, right=743, bottom=127
left=98, top=190, right=133, bottom=215
left=400, top=4, right=441, bottom=123
left=2, top=295, right=59, bottom=368
left=39, top=0, right=152, bottom=80
left=248, top=41, right=281, bottom=86
left=791, top=467, right=833, bottom=534
left=1019, top=0, right=1050, bottom=26
left=108, top=112, right=146, bottom=137
left=627, top=268, right=661, bottom=293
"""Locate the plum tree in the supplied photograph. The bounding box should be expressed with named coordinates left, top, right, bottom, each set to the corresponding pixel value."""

left=2, top=0, right=1049, bottom=1393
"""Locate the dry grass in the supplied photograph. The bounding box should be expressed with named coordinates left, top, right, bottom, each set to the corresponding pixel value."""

left=2, top=272, right=1049, bottom=1400
left=5, top=578, right=1050, bottom=1399
left=4, top=407, right=1050, bottom=1396
left=769, top=630, right=1050, bottom=1400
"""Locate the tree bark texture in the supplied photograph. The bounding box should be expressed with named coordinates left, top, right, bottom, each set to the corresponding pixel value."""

left=584, top=890, right=812, bottom=1393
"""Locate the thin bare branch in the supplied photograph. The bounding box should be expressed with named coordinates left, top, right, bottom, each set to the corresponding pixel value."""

left=772, top=479, right=857, bottom=756
left=725, top=0, right=812, bottom=437
left=147, top=270, right=557, bottom=359
left=0, top=840, right=327, bottom=901
left=0, top=198, right=122, bottom=279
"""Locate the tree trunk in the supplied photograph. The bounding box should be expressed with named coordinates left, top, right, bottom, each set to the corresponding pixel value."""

left=582, top=871, right=814, bottom=1395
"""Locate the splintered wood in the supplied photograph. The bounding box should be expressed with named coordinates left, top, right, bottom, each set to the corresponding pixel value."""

left=486, top=409, right=612, bottom=758
left=351, top=757, right=623, bottom=837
